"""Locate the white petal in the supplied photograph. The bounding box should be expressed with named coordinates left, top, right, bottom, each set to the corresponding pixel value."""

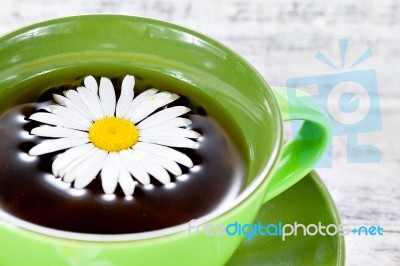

left=52, top=143, right=94, bottom=176
left=152, top=118, right=192, bottom=128
left=31, top=126, right=88, bottom=138
left=144, top=152, right=182, bottom=176
left=29, top=137, right=89, bottom=156
left=99, top=77, right=116, bottom=117
left=119, top=150, right=150, bottom=185
left=101, top=153, right=120, bottom=194
left=77, top=87, right=104, bottom=120
left=74, top=149, right=107, bottom=189
left=64, top=155, right=93, bottom=184
left=48, top=105, right=92, bottom=129
left=64, top=90, right=96, bottom=121
left=134, top=142, right=193, bottom=168
left=29, top=112, right=87, bottom=131
left=139, top=136, right=198, bottom=149
left=53, top=94, right=67, bottom=106
left=130, top=92, right=172, bottom=123
left=118, top=164, right=137, bottom=196
left=63, top=173, right=76, bottom=183
left=163, top=93, right=179, bottom=105
left=123, top=89, right=158, bottom=119
left=137, top=106, right=190, bottom=129
left=140, top=126, right=200, bottom=139
left=54, top=94, right=92, bottom=121
left=58, top=145, right=98, bottom=183
left=84, top=76, right=98, bottom=94
left=116, top=75, right=135, bottom=117
left=141, top=159, right=171, bottom=184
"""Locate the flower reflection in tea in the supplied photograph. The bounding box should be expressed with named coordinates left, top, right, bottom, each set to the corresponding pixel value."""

left=28, top=75, right=200, bottom=196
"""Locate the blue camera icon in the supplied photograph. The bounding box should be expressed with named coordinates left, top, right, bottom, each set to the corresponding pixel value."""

left=286, top=69, right=381, bottom=166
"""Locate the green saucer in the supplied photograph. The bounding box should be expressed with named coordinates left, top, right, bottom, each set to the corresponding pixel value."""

left=227, top=171, right=345, bottom=265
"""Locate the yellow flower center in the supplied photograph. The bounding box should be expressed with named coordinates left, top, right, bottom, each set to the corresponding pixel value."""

left=89, top=117, right=139, bottom=152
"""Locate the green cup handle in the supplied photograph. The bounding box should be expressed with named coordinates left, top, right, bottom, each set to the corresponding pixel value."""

left=263, top=87, right=332, bottom=203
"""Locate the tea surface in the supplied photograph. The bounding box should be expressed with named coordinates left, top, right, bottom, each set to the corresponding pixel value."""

left=0, top=81, right=246, bottom=234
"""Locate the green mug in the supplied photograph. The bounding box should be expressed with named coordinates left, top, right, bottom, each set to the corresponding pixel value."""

left=0, top=15, right=331, bottom=266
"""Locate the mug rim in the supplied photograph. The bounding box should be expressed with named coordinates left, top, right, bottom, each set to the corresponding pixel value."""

left=0, top=14, right=283, bottom=242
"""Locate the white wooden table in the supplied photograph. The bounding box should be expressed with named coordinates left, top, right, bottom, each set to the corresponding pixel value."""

left=1, top=0, right=399, bottom=265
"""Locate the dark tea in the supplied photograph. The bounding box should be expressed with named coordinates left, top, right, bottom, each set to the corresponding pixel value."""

left=0, top=75, right=246, bottom=234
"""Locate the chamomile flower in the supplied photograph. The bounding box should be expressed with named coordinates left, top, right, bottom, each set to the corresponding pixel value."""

left=28, top=75, right=200, bottom=196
